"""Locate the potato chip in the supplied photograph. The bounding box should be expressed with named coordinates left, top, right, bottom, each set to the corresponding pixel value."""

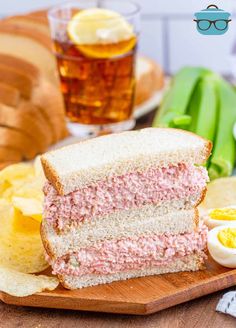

left=11, top=171, right=44, bottom=197
left=200, top=177, right=236, bottom=211
left=0, top=160, right=48, bottom=274
left=0, top=163, right=34, bottom=184
left=12, top=209, right=40, bottom=234
left=0, top=266, right=59, bottom=297
left=12, top=197, right=42, bottom=222
left=0, top=201, right=48, bottom=273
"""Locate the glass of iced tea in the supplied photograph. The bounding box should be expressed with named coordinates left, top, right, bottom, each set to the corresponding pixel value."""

left=48, top=0, right=140, bottom=136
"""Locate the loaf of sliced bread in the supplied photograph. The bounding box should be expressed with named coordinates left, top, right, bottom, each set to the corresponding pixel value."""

left=0, top=53, right=67, bottom=162
left=0, top=55, right=66, bottom=143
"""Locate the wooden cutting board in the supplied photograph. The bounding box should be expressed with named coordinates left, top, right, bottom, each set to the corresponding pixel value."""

left=1, top=256, right=236, bottom=315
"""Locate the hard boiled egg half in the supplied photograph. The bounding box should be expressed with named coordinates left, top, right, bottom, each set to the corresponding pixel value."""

left=208, top=223, right=236, bottom=268
left=203, top=206, right=236, bottom=229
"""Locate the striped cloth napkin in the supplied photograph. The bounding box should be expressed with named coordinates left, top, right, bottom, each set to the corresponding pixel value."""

left=216, top=291, right=236, bottom=317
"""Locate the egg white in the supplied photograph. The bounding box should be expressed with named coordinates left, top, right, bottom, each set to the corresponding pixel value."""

left=203, top=205, right=236, bottom=229
left=208, top=223, right=236, bottom=268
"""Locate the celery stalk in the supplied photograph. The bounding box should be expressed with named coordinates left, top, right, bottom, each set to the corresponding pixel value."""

left=152, top=67, right=208, bottom=127
left=187, top=73, right=218, bottom=142
left=208, top=79, right=236, bottom=179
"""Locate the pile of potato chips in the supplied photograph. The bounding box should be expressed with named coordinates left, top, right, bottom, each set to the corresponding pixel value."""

left=0, top=158, right=59, bottom=297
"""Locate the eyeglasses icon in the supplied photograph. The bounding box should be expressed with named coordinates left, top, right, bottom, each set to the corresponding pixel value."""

left=193, top=19, right=231, bottom=31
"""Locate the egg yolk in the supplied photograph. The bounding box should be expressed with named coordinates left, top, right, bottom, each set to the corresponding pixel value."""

left=210, top=208, right=236, bottom=221
left=218, top=228, right=236, bottom=248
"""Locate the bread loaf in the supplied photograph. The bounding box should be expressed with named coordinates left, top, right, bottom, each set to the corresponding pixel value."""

left=0, top=55, right=66, bottom=142
left=0, top=54, right=67, bottom=166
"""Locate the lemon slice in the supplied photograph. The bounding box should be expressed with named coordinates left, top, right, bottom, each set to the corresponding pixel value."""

left=67, top=8, right=136, bottom=58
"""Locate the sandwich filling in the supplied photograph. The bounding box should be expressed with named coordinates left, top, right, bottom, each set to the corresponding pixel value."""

left=48, top=223, right=207, bottom=276
left=43, top=163, right=209, bottom=230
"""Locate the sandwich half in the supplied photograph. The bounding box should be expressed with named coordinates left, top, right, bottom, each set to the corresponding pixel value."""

left=41, top=128, right=212, bottom=289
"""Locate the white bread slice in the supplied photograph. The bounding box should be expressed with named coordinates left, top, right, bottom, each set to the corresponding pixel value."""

left=0, top=25, right=57, bottom=84
left=41, top=128, right=212, bottom=195
left=135, top=56, right=164, bottom=105
left=42, top=206, right=199, bottom=258
left=59, top=253, right=205, bottom=289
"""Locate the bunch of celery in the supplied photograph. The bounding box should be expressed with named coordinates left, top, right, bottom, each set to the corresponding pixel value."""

left=152, top=67, right=236, bottom=179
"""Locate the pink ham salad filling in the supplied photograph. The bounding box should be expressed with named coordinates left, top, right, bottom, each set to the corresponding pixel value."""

left=49, top=223, right=208, bottom=276
left=43, top=163, right=209, bottom=229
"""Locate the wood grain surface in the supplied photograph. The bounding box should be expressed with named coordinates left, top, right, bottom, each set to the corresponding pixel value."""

left=1, top=256, right=236, bottom=316
left=1, top=113, right=236, bottom=326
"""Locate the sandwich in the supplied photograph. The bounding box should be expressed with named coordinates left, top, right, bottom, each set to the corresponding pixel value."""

left=41, top=128, right=212, bottom=289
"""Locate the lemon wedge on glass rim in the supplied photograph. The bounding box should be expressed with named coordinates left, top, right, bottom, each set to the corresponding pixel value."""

left=67, top=8, right=136, bottom=58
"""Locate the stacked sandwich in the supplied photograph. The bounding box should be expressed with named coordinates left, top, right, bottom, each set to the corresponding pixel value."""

left=41, top=128, right=211, bottom=289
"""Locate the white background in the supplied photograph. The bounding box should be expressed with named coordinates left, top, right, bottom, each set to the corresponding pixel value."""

left=1, top=0, right=235, bottom=74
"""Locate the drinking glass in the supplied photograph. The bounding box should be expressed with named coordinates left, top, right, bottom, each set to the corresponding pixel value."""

left=48, top=0, right=140, bottom=136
